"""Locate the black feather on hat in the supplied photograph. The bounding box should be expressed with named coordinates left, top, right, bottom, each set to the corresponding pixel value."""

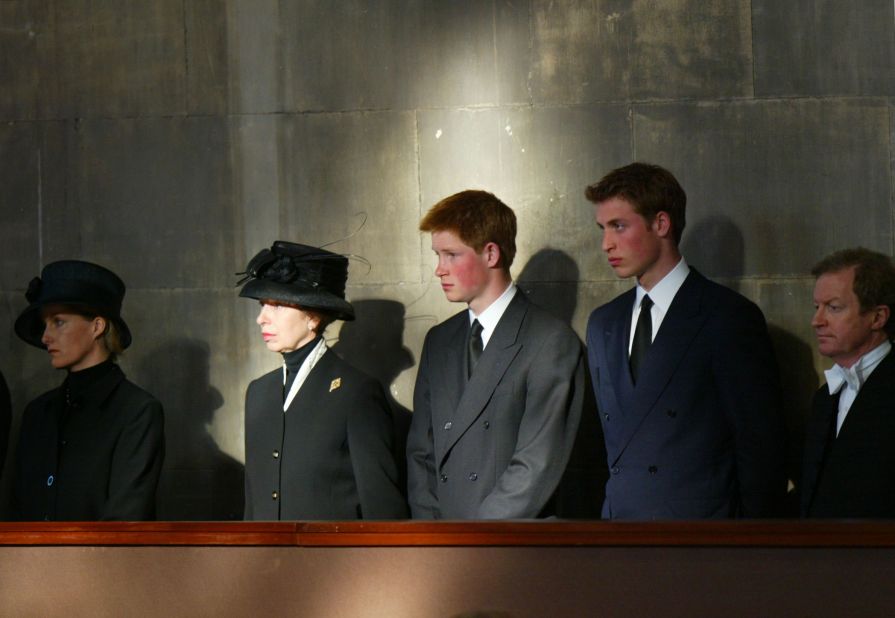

left=237, top=241, right=355, bottom=321
left=15, top=260, right=132, bottom=349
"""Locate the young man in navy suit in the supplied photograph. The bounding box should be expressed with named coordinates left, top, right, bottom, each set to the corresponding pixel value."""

left=585, top=162, right=785, bottom=519
left=407, top=190, right=585, bottom=519
left=802, top=248, right=895, bottom=518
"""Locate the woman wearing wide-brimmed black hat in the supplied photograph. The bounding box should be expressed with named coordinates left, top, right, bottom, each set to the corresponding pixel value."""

left=239, top=241, right=407, bottom=519
left=11, top=260, right=165, bottom=521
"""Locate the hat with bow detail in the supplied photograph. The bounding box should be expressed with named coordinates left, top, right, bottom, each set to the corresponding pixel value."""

left=237, top=241, right=355, bottom=321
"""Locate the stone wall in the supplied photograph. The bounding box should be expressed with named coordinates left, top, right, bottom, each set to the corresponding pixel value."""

left=1, top=1, right=892, bottom=518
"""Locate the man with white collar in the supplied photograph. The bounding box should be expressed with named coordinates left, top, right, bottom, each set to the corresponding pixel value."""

left=585, top=162, right=786, bottom=519
left=802, top=247, right=895, bottom=518
left=407, top=190, right=585, bottom=519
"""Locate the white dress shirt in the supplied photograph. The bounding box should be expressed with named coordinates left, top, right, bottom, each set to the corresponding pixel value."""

left=628, top=258, right=690, bottom=353
left=469, top=282, right=517, bottom=349
left=825, top=340, right=892, bottom=436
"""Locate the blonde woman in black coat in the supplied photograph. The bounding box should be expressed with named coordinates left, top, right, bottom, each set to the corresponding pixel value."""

left=12, top=261, right=164, bottom=521
left=239, top=241, right=407, bottom=520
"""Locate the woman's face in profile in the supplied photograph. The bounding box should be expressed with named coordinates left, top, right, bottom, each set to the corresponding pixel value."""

left=256, top=300, right=318, bottom=353
left=40, top=305, right=105, bottom=371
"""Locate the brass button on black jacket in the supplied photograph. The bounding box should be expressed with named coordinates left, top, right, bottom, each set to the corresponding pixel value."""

left=12, top=362, right=165, bottom=521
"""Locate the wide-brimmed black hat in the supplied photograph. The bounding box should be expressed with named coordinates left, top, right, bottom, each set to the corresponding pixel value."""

left=15, top=260, right=132, bottom=349
left=238, top=241, right=355, bottom=321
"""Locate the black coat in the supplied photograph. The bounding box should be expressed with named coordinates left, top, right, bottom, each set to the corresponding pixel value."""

left=0, top=370, right=10, bottom=479
left=244, top=348, right=407, bottom=520
left=12, top=363, right=165, bottom=521
left=801, top=350, right=895, bottom=518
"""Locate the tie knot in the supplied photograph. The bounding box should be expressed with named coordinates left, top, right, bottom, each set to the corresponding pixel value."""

left=640, top=295, right=653, bottom=311
left=471, top=320, right=483, bottom=338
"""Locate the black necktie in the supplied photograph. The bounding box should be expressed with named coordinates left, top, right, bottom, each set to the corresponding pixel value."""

left=467, top=320, right=484, bottom=378
left=629, top=295, right=653, bottom=383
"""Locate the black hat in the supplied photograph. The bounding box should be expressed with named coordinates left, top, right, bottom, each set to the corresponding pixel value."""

left=238, top=241, right=355, bottom=321
left=15, top=260, right=132, bottom=349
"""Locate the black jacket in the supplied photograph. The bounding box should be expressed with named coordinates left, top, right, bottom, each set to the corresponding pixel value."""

left=0, top=370, right=10, bottom=479
left=801, top=350, right=895, bottom=518
left=12, top=362, right=165, bottom=521
left=244, top=349, right=407, bottom=520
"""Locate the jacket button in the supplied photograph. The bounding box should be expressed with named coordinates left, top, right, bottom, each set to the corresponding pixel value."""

left=468, top=472, right=478, bottom=481
left=604, top=413, right=610, bottom=421
left=648, top=465, right=658, bottom=474
left=272, top=450, right=280, bottom=459
left=666, top=409, right=677, bottom=418
left=483, top=421, right=490, bottom=429
left=611, top=466, right=620, bottom=475
left=443, top=421, right=452, bottom=430
left=47, top=475, right=54, bottom=487
left=440, top=474, right=448, bottom=483
left=271, top=491, right=279, bottom=500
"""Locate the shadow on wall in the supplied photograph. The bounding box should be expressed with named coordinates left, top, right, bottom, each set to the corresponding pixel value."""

left=684, top=215, right=817, bottom=516
left=518, top=249, right=607, bottom=518
left=681, top=215, right=745, bottom=281
left=330, top=299, right=415, bottom=496
left=768, top=326, right=820, bottom=516
left=138, top=340, right=244, bottom=520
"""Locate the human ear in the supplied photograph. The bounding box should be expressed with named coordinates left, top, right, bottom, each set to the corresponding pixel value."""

left=92, top=316, right=108, bottom=340
left=483, top=242, right=501, bottom=268
left=652, top=212, right=672, bottom=238
left=871, top=305, right=890, bottom=331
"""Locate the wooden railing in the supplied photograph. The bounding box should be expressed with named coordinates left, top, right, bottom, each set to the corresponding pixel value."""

left=1, top=519, right=893, bottom=547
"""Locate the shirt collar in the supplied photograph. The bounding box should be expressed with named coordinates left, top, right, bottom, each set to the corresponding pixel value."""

left=635, top=258, right=690, bottom=313
left=469, top=282, right=517, bottom=346
left=825, top=340, right=892, bottom=395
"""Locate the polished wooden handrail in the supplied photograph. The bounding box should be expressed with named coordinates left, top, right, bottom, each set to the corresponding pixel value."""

left=0, top=520, right=894, bottom=547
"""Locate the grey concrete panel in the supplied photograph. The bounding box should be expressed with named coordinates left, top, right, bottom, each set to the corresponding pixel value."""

left=51, top=0, right=186, bottom=117
left=231, top=115, right=284, bottom=264
left=530, top=0, right=752, bottom=104
left=753, top=0, right=895, bottom=96
left=636, top=100, right=893, bottom=277
left=418, top=105, right=632, bottom=282
left=0, top=1, right=50, bottom=121
left=186, top=0, right=281, bottom=115
left=277, top=111, right=421, bottom=285
left=62, top=117, right=238, bottom=289
left=495, top=0, right=534, bottom=105
left=0, top=121, right=67, bottom=290
left=0, top=122, right=42, bottom=290
left=279, top=0, right=524, bottom=110
left=122, top=289, right=251, bottom=520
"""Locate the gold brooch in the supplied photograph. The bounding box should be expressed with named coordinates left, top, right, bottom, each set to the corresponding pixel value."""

left=329, top=378, right=342, bottom=392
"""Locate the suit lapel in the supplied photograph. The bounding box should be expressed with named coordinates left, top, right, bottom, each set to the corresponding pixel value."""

left=440, top=293, right=527, bottom=459
left=283, top=350, right=335, bottom=416
left=430, top=314, right=468, bottom=427
left=836, top=351, right=895, bottom=439
left=603, top=289, right=636, bottom=404
left=611, top=271, right=709, bottom=462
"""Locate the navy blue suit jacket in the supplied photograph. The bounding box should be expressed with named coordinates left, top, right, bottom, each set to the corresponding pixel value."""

left=586, top=269, right=785, bottom=519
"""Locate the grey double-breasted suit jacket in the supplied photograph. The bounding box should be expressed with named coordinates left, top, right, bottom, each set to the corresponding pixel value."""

left=407, top=292, right=585, bottom=519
